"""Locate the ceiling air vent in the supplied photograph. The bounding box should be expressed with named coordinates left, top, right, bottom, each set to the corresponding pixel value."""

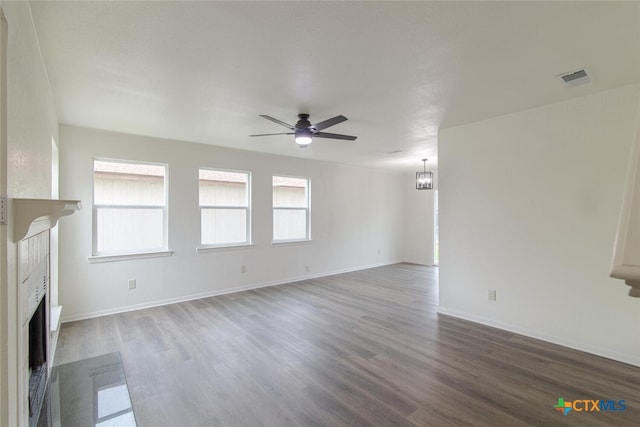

left=559, top=68, right=592, bottom=88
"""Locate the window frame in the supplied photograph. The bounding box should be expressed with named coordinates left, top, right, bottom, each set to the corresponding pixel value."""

left=272, top=174, right=311, bottom=243
left=198, top=167, right=252, bottom=249
left=91, top=158, right=169, bottom=259
left=434, top=189, right=439, bottom=266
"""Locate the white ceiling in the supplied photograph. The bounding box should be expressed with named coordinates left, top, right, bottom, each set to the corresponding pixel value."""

left=29, top=1, right=640, bottom=171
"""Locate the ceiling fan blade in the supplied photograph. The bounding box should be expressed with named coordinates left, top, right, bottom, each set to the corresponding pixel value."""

left=312, top=115, right=348, bottom=131
left=259, top=115, right=295, bottom=130
left=313, top=131, right=357, bottom=141
left=249, top=132, right=294, bottom=137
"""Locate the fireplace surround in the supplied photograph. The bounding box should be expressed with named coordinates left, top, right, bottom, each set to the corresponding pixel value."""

left=21, top=233, right=50, bottom=427
left=8, top=198, right=81, bottom=427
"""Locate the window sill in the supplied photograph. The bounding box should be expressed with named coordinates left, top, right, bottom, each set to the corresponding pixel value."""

left=272, top=239, right=312, bottom=246
left=196, top=244, right=254, bottom=254
left=88, top=250, right=173, bottom=263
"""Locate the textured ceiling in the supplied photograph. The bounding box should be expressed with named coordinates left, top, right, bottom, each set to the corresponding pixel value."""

left=29, top=1, right=640, bottom=171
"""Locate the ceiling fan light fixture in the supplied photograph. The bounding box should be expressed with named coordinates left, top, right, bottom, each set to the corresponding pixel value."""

left=250, top=113, right=356, bottom=147
left=295, top=129, right=313, bottom=147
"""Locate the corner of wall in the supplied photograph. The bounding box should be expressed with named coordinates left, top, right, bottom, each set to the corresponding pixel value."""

left=438, top=84, right=640, bottom=367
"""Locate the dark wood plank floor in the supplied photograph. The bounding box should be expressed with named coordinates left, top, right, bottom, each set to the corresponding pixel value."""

left=55, top=264, right=640, bottom=426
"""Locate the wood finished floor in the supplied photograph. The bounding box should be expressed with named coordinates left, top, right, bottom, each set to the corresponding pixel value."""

left=55, top=264, right=640, bottom=426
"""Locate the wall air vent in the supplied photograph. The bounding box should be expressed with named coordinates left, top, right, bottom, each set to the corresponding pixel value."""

left=559, top=68, right=592, bottom=88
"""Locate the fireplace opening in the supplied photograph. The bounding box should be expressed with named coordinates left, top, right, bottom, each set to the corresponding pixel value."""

left=28, top=297, right=48, bottom=427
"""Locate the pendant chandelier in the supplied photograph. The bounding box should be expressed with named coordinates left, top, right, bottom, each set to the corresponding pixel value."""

left=416, top=159, right=433, bottom=190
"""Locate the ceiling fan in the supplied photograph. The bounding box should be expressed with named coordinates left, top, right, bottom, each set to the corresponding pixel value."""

left=250, top=113, right=357, bottom=148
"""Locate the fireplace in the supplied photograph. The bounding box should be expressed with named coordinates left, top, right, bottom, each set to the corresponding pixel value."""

left=28, top=297, right=48, bottom=426
left=24, top=253, right=49, bottom=427
left=7, top=198, right=81, bottom=426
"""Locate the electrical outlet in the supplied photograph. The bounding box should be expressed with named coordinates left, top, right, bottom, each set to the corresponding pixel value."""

left=377, top=248, right=381, bottom=255
left=241, top=265, right=247, bottom=274
left=129, top=279, right=136, bottom=290
left=305, top=265, right=310, bottom=273
left=488, top=289, right=496, bottom=301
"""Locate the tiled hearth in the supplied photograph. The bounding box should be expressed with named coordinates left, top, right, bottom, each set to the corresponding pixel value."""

left=38, top=353, right=137, bottom=427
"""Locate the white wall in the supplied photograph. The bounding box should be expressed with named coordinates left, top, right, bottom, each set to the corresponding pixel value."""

left=402, top=172, right=436, bottom=265
left=58, top=125, right=405, bottom=321
left=4, top=3, right=56, bottom=199
left=438, top=84, right=640, bottom=366
left=0, top=2, right=58, bottom=426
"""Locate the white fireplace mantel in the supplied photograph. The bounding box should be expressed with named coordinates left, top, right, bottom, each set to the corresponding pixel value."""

left=11, top=198, right=81, bottom=242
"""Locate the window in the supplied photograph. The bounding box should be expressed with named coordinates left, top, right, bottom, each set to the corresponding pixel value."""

left=199, top=169, right=250, bottom=246
left=434, top=190, right=439, bottom=265
left=93, top=159, right=167, bottom=256
left=273, top=175, right=310, bottom=242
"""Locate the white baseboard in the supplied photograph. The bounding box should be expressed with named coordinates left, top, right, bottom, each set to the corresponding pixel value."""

left=437, top=306, right=640, bottom=368
left=62, top=260, right=402, bottom=323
